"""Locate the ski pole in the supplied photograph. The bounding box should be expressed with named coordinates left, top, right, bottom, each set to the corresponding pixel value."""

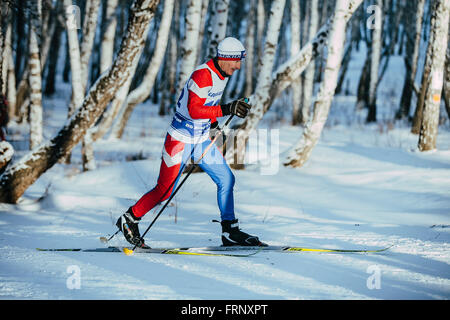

left=135, top=113, right=236, bottom=250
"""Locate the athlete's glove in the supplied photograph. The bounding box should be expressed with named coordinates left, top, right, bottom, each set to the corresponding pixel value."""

left=220, top=98, right=251, bottom=119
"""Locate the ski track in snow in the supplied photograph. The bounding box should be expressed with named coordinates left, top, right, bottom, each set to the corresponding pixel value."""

left=1, top=119, right=449, bottom=299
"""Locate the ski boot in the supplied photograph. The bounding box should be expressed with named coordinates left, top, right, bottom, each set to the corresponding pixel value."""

left=221, top=219, right=267, bottom=246
left=116, top=208, right=148, bottom=248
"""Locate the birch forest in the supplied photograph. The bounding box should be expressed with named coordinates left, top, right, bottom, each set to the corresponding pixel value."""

left=0, top=0, right=449, bottom=204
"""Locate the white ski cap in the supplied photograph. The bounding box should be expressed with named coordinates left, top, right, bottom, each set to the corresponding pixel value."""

left=217, top=37, right=246, bottom=61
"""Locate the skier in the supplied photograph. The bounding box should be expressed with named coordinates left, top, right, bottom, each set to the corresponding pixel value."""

left=116, top=37, right=266, bottom=248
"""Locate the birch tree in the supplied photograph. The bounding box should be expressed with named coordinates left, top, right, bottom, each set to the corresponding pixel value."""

left=15, top=1, right=57, bottom=124
left=177, top=0, right=202, bottom=94
left=64, top=0, right=84, bottom=117
left=0, top=0, right=160, bottom=204
left=444, top=30, right=450, bottom=118
left=244, top=0, right=256, bottom=97
left=412, top=0, right=436, bottom=134
left=301, top=0, right=319, bottom=125
left=418, top=0, right=449, bottom=151
left=0, top=7, right=4, bottom=96
left=366, top=0, right=382, bottom=123
left=259, top=0, right=363, bottom=112
left=6, top=51, right=15, bottom=121
left=108, top=0, right=173, bottom=140
left=62, top=0, right=101, bottom=170
left=232, top=0, right=285, bottom=168
left=255, top=0, right=266, bottom=77
left=284, top=0, right=361, bottom=168
left=196, top=0, right=209, bottom=64
left=397, top=0, right=426, bottom=120
left=335, top=10, right=360, bottom=95
left=206, top=0, right=229, bottom=60
left=79, top=0, right=101, bottom=171
left=28, top=0, right=44, bottom=150
left=159, top=0, right=180, bottom=116
left=1, top=9, right=11, bottom=97
left=230, top=0, right=363, bottom=168
left=290, top=0, right=302, bottom=125
left=44, top=8, right=64, bottom=96
left=87, top=0, right=125, bottom=140
left=223, top=3, right=248, bottom=100
left=100, top=0, right=119, bottom=74
left=1, top=4, right=16, bottom=121
left=377, top=0, right=403, bottom=84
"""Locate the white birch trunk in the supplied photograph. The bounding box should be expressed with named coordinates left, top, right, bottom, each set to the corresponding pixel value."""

left=80, top=0, right=100, bottom=91
left=0, top=11, right=3, bottom=95
left=28, top=0, right=43, bottom=150
left=0, top=0, right=160, bottom=204
left=100, top=0, right=119, bottom=74
left=223, top=8, right=247, bottom=100
left=290, top=0, right=302, bottom=125
left=301, top=0, right=319, bottom=125
left=159, top=0, right=179, bottom=116
left=284, top=0, right=356, bottom=168
left=232, top=0, right=286, bottom=168
left=1, top=22, right=11, bottom=96
left=80, top=0, right=101, bottom=171
left=81, top=131, right=96, bottom=171
left=2, top=21, right=16, bottom=120
left=64, top=0, right=100, bottom=169
left=110, top=0, right=174, bottom=140
left=367, top=0, right=382, bottom=122
left=255, top=0, right=266, bottom=66
left=7, top=53, right=16, bottom=120
left=412, top=0, right=436, bottom=134
left=15, top=1, right=56, bottom=119
left=206, top=0, right=229, bottom=59
left=398, top=0, right=425, bottom=119
left=64, top=0, right=84, bottom=116
left=196, top=0, right=209, bottom=63
left=244, top=0, right=256, bottom=97
left=177, top=0, right=202, bottom=94
left=39, top=1, right=56, bottom=72
left=418, top=0, right=450, bottom=151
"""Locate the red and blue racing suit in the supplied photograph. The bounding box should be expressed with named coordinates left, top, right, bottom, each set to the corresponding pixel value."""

left=131, top=59, right=236, bottom=221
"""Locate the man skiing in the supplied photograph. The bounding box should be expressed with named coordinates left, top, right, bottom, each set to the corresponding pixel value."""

left=116, top=37, right=266, bottom=248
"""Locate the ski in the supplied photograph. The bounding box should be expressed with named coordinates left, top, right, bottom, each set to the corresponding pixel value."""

left=36, top=247, right=119, bottom=253
left=123, top=246, right=261, bottom=257
left=281, top=246, right=392, bottom=253
left=36, top=246, right=260, bottom=257
left=37, top=244, right=391, bottom=256
left=194, top=245, right=393, bottom=253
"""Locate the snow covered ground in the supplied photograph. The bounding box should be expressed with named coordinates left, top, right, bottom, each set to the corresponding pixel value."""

left=1, top=48, right=449, bottom=300
left=1, top=103, right=449, bottom=300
